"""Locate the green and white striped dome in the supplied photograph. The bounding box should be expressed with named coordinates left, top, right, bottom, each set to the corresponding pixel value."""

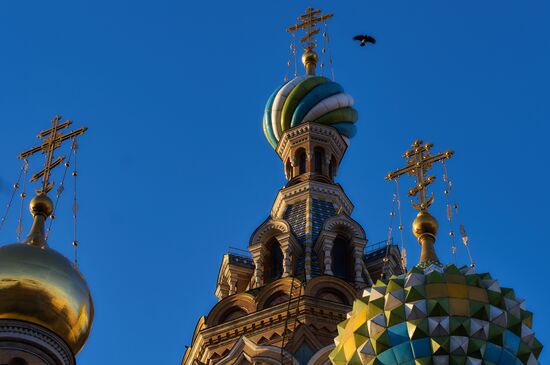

left=263, top=76, right=358, bottom=148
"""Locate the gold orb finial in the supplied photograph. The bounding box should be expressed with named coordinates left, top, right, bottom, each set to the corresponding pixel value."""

left=412, top=210, right=438, bottom=239
left=29, top=193, right=53, bottom=218
left=302, top=50, right=318, bottom=76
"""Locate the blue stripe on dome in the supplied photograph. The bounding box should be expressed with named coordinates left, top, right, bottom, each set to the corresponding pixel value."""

left=331, top=122, right=357, bottom=138
left=290, top=82, right=344, bottom=128
left=263, top=82, right=287, bottom=148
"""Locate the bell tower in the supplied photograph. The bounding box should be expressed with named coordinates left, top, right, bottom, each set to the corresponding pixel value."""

left=182, top=8, right=402, bottom=365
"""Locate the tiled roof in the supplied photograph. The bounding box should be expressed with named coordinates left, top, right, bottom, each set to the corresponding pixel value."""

left=284, top=199, right=336, bottom=278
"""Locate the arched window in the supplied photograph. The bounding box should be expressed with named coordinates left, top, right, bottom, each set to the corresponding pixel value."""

left=285, top=159, right=293, bottom=179
left=331, top=236, right=352, bottom=280
left=264, top=238, right=283, bottom=282
left=317, top=288, right=350, bottom=305
left=329, top=156, right=337, bottom=179
left=313, top=147, right=325, bottom=174
left=219, top=307, right=247, bottom=323
left=263, top=291, right=290, bottom=308
left=296, top=148, right=307, bottom=175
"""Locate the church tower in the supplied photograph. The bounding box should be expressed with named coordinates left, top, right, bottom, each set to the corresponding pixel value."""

left=0, top=118, right=93, bottom=365
left=182, top=8, right=402, bottom=365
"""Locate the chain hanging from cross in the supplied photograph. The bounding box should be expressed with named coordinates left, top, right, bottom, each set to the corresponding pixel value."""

left=287, top=7, right=333, bottom=52
left=385, top=140, right=453, bottom=211
left=18, top=115, right=87, bottom=195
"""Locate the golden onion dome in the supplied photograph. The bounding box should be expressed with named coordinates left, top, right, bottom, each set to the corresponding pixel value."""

left=0, top=194, right=94, bottom=354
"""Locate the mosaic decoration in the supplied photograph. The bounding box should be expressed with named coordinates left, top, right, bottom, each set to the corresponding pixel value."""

left=330, top=264, right=542, bottom=365
left=263, top=76, right=358, bottom=148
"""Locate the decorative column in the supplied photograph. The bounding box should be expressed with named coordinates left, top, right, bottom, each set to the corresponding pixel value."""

left=228, top=274, right=238, bottom=295
left=353, top=245, right=365, bottom=285
left=252, top=256, right=264, bottom=288
left=278, top=232, right=301, bottom=277
left=323, top=242, right=334, bottom=275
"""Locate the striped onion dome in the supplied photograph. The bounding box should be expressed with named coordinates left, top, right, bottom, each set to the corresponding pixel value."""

left=263, top=76, right=358, bottom=148
left=329, top=264, right=543, bottom=365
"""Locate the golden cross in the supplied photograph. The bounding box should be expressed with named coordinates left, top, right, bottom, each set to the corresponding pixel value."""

left=385, top=140, right=453, bottom=211
left=287, top=7, right=333, bottom=51
left=18, top=115, right=87, bottom=194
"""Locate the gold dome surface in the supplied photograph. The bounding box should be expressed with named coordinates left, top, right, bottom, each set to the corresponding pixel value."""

left=0, top=242, right=94, bottom=354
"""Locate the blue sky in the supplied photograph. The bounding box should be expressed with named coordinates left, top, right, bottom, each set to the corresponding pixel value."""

left=0, top=0, right=548, bottom=363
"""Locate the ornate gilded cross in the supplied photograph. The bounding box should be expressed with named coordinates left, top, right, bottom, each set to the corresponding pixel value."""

left=18, top=115, right=87, bottom=194
left=386, top=140, right=453, bottom=211
left=287, top=7, right=333, bottom=51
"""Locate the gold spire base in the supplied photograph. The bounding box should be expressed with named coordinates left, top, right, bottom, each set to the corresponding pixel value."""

left=24, top=194, right=53, bottom=247
left=302, top=50, right=318, bottom=76
left=412, top=210, right=440, bottom=265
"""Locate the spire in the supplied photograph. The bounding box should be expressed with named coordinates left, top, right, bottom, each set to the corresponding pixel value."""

left=385, top=140, right=453, bottom=266
left=287, top=7, right=333, bottom=76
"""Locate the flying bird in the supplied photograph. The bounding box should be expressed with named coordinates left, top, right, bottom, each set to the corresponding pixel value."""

left=353, top=35, right=376, bottom=47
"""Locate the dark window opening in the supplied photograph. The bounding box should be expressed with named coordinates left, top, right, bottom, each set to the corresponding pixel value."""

left=332, top=237, right=353, bottom=281
left=329, top=156, right=337, bottom=179
left=313, top=147, right=324, bottom=174
left=264, top=238, right=283, bottom=282
left=297, top=148, right=307, bottom=175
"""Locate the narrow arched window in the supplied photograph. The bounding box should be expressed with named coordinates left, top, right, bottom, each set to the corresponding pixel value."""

left=264, top=238, right=283, bottom=282
left=329, top=156, right=337, bottom=179
left=286, top=159, right=293, bottom=179
left=296, top=148, right=307, bottom=175
left=313, top=147, right=324, bottom=174
left=332, top=236, right=352, bottom=280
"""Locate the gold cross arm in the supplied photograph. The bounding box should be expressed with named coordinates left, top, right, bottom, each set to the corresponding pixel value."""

left=38, top=119, right=72, bottom=138
left=385, top=150, right=453, bottom=181
left=18, top=127, right=88, bottom=159
left=30, top=156, right=65, bottom=182
left=386, top=140, right=453, bottom=211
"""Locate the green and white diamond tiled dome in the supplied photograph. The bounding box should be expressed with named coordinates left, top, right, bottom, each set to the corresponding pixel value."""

left=329, top=263, right=542, bottom=365
left=262, top=75, right=358, bottom=148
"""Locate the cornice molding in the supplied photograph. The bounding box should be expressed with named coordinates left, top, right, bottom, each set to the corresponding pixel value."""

left=271, top=181, right=354, bottom=219
left=276, top=123, right=348, bottom=162
left=0, top=319, right=74, bottom=365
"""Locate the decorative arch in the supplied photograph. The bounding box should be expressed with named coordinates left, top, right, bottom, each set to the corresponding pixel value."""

left=206, top=293, right=256, bottom=327
left=256, top=277, right=304, bottom=310
left=320, top=215, right=366, bottom=241
left=307, top=344, right=335, bottom=365
left=304, top=276, right=357, bottom=306
left=216, top=336, right=298, bottom=365
left=249, top=219, right=301, bottom=287
left=249, top=219, right=292, bottom=247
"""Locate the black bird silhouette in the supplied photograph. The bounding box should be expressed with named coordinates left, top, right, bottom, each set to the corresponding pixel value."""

left=353, top=35, right=376, bottom=47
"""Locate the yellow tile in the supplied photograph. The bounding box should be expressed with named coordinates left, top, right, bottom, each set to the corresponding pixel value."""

left=449, top=298, right=470, bottom=316
left=468, top=286, right=489, bottom=303
left=425, top=283, right=448, bottom=299
left=445, top=273, right=466, bottom=284
left=447, top=283, right=468, bottom=299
